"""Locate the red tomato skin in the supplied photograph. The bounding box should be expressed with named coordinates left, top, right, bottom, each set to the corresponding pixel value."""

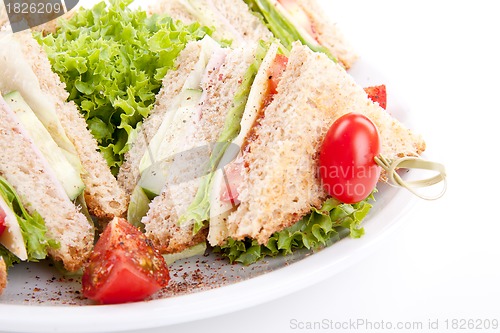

left=85, top=258, right=163, bottom=304
left=82, top=217, right=170, bottom=304
left=319, top=113, right=382, bottom=204
left=267, top=54, right=289, bottom=96
left=220, top=154, right=243, bottom=205
left=0, top=208, right=6, bottom=236
left=364, top=85, right=387, bottom=109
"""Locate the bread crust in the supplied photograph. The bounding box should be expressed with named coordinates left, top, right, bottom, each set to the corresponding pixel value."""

left=141, top=44, right=259, bottom=254
left=118, top=42, right=207, bottom=197
left=293, top=0, right=358, bottom=69
left=119, top=42, right=213, bottom=254
left=0, top=257, right=6, bottom=296
left=149, top=0, right=272, bottom=46
left=13, top=31, right=128, bottom=222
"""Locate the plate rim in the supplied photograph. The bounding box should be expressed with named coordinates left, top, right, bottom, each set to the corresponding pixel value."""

left=0, top=185, right=418, bottom=332
left=0, top=1, right=425, bottom=329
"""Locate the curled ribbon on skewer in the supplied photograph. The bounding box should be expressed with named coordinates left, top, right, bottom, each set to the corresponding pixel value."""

left=374, top=155, right=447, bottom=200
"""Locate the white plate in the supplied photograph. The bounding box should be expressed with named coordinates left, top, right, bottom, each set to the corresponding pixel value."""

left=0, top=1, right=420, bottom=332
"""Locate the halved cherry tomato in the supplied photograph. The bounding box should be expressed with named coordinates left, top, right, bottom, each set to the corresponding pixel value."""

left=0, top=207, right=6, bottom=237
left=364, top=85, right=387, bottom=109
left=319, top=113, right=381, bottom=204
left=268, top=54, right=289, bottom=96
left=82, top=217, right=170, bottom=304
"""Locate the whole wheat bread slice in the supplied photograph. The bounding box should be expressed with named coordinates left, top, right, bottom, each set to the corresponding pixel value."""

left=0, top=257, right=6, bottom=295
left=149, top=0, right=273, bottom=46
left=225, top=42, right=425, bottom=245
left=0, top=0, right=7, bottom=28
left=0, top=98, right=94, bottom=271
left=118, top=41, right=209, bottom=197
left=288, top=0, right=358, bottom=69
left=12, top=31, right=128, bottom=221
left=141, top=44, right=260, bottom=254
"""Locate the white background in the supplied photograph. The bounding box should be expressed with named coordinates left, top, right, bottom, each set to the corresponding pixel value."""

left=149, top=1, right=500, bottom=332
left=1, top=0, right=499, bottom=332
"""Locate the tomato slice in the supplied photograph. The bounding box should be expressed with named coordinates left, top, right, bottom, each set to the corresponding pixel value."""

left=319, top=113, right=381, bottom=204
left=0, top=207, right=6, bottom=237
left=82, top=217, right=170, bottom=304
left=364, top=85, right=387, bottom=109
left=267, top=54, right=289, bottom=97
left=220, top=154, right=243, bottom=205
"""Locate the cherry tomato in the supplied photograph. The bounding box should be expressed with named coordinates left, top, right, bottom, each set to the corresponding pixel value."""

left=82, top=217, right=170, bottom=304
left=268, top=54, right=289, bottom=96
left=364, top=85, right=387, bottom=109
left=0, top=207, right=6, bottom=237
left=319, top=113, right=381, bottom=204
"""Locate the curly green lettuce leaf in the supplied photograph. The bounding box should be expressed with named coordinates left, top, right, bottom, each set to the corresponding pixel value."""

left=0, top=177, right=59, bottom=267
left=244, top=0, right=335, bottom=61
left=178, top=41, right=270, bottom=234
left=0, top=247, right=19, bottom=268
left=214, top=195, right=373, bottom=265
left=35, top=0, right=212, bottom=174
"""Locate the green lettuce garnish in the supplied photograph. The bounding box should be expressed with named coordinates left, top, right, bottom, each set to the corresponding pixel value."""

left=0, top=176, right=59, bottom=267
left=178, top=41, right=270, bottom=234
left=35, top=0, right=211, bottom=174
left=244, top=0, right=336, bottom=62
left=214, top=196, right=373, bottom=265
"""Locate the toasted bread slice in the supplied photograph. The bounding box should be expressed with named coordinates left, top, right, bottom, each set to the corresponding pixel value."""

left=286, top=0, right=358, bottom=69
left=118, top=41, right=210, bottom=197
left=0, top=98, right=94, bottom=271
left=223, top=43, right=425, bottom=245
left=149, top=0, right=273, bottom=46
left=11, top=31, right=127, bottom=221
left=140, top=43, right=261, bottom=254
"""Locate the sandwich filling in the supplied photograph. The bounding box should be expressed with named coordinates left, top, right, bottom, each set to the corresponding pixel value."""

left=0, top=32, right=93, bottom=269
left=220, top=53, right=289, bottom=204
left=0, top=176, right=58, bottom=267
left=207, top=43, right=284, bottom=245
left=179, top=41, right=272, bottom=235
left=0, top=32, right=85, bottom=201
left=244, top=0, right=335, bottom=61
left=128, top=36, right=228, bottom=226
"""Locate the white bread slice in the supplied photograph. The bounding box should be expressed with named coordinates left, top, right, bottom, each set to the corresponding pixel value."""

left=149, top=0, right=273, bottom=46
left=0, top=98, right=94, bottom=271
left=225, top=42, right=425, bottom=245
left=118, top=41, right=208, bottom=197
left=288, top=0, right=358, bottom=69
left=12, top=31, right=127, bottom=221
left=207, top=43, right=280, bottom=246
left=142, top=44, right=261, bottom=254
left=0, top=257, right=6, bottom=296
